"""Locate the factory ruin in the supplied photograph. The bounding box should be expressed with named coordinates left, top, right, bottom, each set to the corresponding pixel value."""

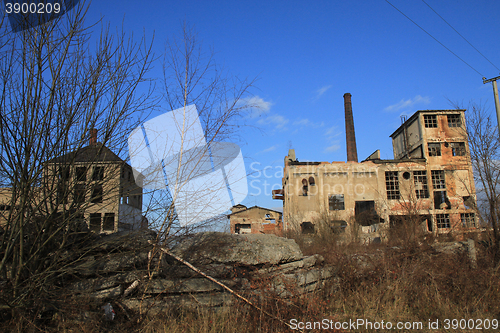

left=272, top=93, right=479, bottom=242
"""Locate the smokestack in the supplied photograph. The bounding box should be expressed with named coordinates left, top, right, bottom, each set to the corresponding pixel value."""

left=343, top=93, right=358, bottom=162
left=89, top=128, right=97, bottom=146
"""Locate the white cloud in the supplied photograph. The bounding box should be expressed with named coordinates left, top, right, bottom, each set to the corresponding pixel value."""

left=293, top=118, right=310, bottom=126
left=259, top=144, right=280, bottom=154
left=242, top=96, right=273, bottom=118
left=324, top=144, right=341, bottom=152
left=292, top=118, right=325, bottom=128
left=315, top=85, right=332, bottom=100
left=325, top=126, right=339, bottom=137
left=384, top=95, right=431, bottom=112
left=258, top=114, right=289, bottom=129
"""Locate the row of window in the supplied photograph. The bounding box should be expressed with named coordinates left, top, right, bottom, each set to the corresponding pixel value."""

left=385, top=170, right=446, bottom=200
left=303, top=213, right=476, bottom=232
left=60, top=166, right=104, bottom=182
left=89, top=212, right=115, bottom=232
left=59, top=165, right=135, bottom=182
left=428, top=142, right=466, bottom=157
left=58, top=183, right=142, bottom=208
left=436, top=213, right=476, bottom=229
left=424, top=114, right=461, bottom=128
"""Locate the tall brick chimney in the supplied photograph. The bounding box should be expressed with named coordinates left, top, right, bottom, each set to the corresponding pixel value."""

left=343, top=93, right=358, bottom=162
left=89, top=128, right=97, bottom=146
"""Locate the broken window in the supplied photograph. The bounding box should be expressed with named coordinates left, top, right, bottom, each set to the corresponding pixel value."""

left=308, top=176, right=315, bottom=186
left=91, top=184, right=103, bottom=203
left=450, top=142, right=466, bottom=156
left=57, top=184, right=68, bottom=204
left=434, top=191, right=450, bottom=209
left=300, top=222, right=315, bottom=234
left=329, top=194, right=345, bottom=210
left=431, top=170, right=445, bottom=189
left=0, top=205, right=10, bottom=211
left=92, top=166, right=104, bottom=181
left=385, top=171, right=400, bottom=200
left=302, top=178, right=308, bottom=196
left=355, top=201, right=379, bottom=226
left=424, top=115, right=438, bottom=128
left=103, top=213, right=115, bottom=231
left=58, top=165, right=70, bottom=181
left=235, top=224, right=251, bottom=234
left=413, top=171, right=429, bottom=199
left=447, top=114, right=461, bottom=128
left=463, top=196, right=475, bottom=209
left=435, top=214, right=450, bottom=228
left=89, top=213, right=101, bottom=232
left=428, top=143, right=441, bottom=156
left=74, top=184, right=86, bottom=203
left=461, top=213, right=476, bottom=228
left=75, top=167, right=87, bottom=182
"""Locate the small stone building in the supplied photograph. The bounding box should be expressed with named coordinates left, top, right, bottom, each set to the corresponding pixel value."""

left=228, top=204, right=283, bottom=235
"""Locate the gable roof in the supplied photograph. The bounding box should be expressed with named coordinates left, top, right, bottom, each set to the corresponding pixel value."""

left=228, top=205, right=283, bottom=217
left=47, top=143, right=124, bottom=164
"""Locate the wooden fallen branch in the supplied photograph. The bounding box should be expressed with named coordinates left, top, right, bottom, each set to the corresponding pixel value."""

left=156, top=244, right=301, bottom=332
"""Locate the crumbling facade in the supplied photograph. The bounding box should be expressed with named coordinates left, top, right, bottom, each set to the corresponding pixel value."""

left=228, top=204, right=283, bottom=235
left=273, top=96, right=478, bottom=242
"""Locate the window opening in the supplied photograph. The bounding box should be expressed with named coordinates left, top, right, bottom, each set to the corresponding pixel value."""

left=355, top=201, right=378, bottom=226
left=413, top=171, right=429, bottom=199
left=89, top=213, right=101, bottom=232
left=428, top=143, right=441, bottom=156
left=91, top=185, right=103, bottom=203
left=436, top=214, right=450, bottom=228
left=74, top=184, right=86, bottom=203
left=424, top=115, right=438, bottom=128
left=92, top=166, right=104, bottom=181
left=434, top=191, right=450, bottom=209
left=329, top=194, right=345, bottom=210
left=300, top=222, right=315, bottom=234
left=447, top=114, right=461, bottom=127
left=75, top=167, right=87, bottom=182
left=461, top=213, right=476, bottom=228
left=235, top=224, right=251, bottom=234
left=103, top=213, right=115, bottom=231
left=431, top=170, right=445, bottom=189
left=450, top=142, right=466, bottom=156
left=302, top=178, right=308, bottom=196
left=385, top=171, right=400, bottom=199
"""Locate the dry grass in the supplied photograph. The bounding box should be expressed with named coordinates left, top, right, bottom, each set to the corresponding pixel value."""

left=2, top=235, right=500, bottom=332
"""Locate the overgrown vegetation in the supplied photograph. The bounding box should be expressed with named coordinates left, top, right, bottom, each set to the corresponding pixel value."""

left=2, top=233, right=499, bottom=332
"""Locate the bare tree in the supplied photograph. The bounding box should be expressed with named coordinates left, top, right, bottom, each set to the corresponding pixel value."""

left=458, top=102, right=500, bottom=257
left=0, top=1, right=155, bottom=309
left=140, top=23, right=256, bottom=244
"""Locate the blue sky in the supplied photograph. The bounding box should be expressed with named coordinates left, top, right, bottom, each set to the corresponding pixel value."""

left=83, top=0, right=500, bottom=211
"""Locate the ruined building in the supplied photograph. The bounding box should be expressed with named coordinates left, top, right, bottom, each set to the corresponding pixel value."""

left=0, top=129, right=145, bottom=233
left=228, top=204, right=283, bottom=235
left=273, top=94, right=479, bottom=242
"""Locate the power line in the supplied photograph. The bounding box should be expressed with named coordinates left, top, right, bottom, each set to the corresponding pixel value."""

left=385, top=0, right=484, bottom=77
left=421, top=0, right=500, bottom=72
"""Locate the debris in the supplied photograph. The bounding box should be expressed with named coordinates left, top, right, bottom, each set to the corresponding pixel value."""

left=102, top=303, right=115, bottom=321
